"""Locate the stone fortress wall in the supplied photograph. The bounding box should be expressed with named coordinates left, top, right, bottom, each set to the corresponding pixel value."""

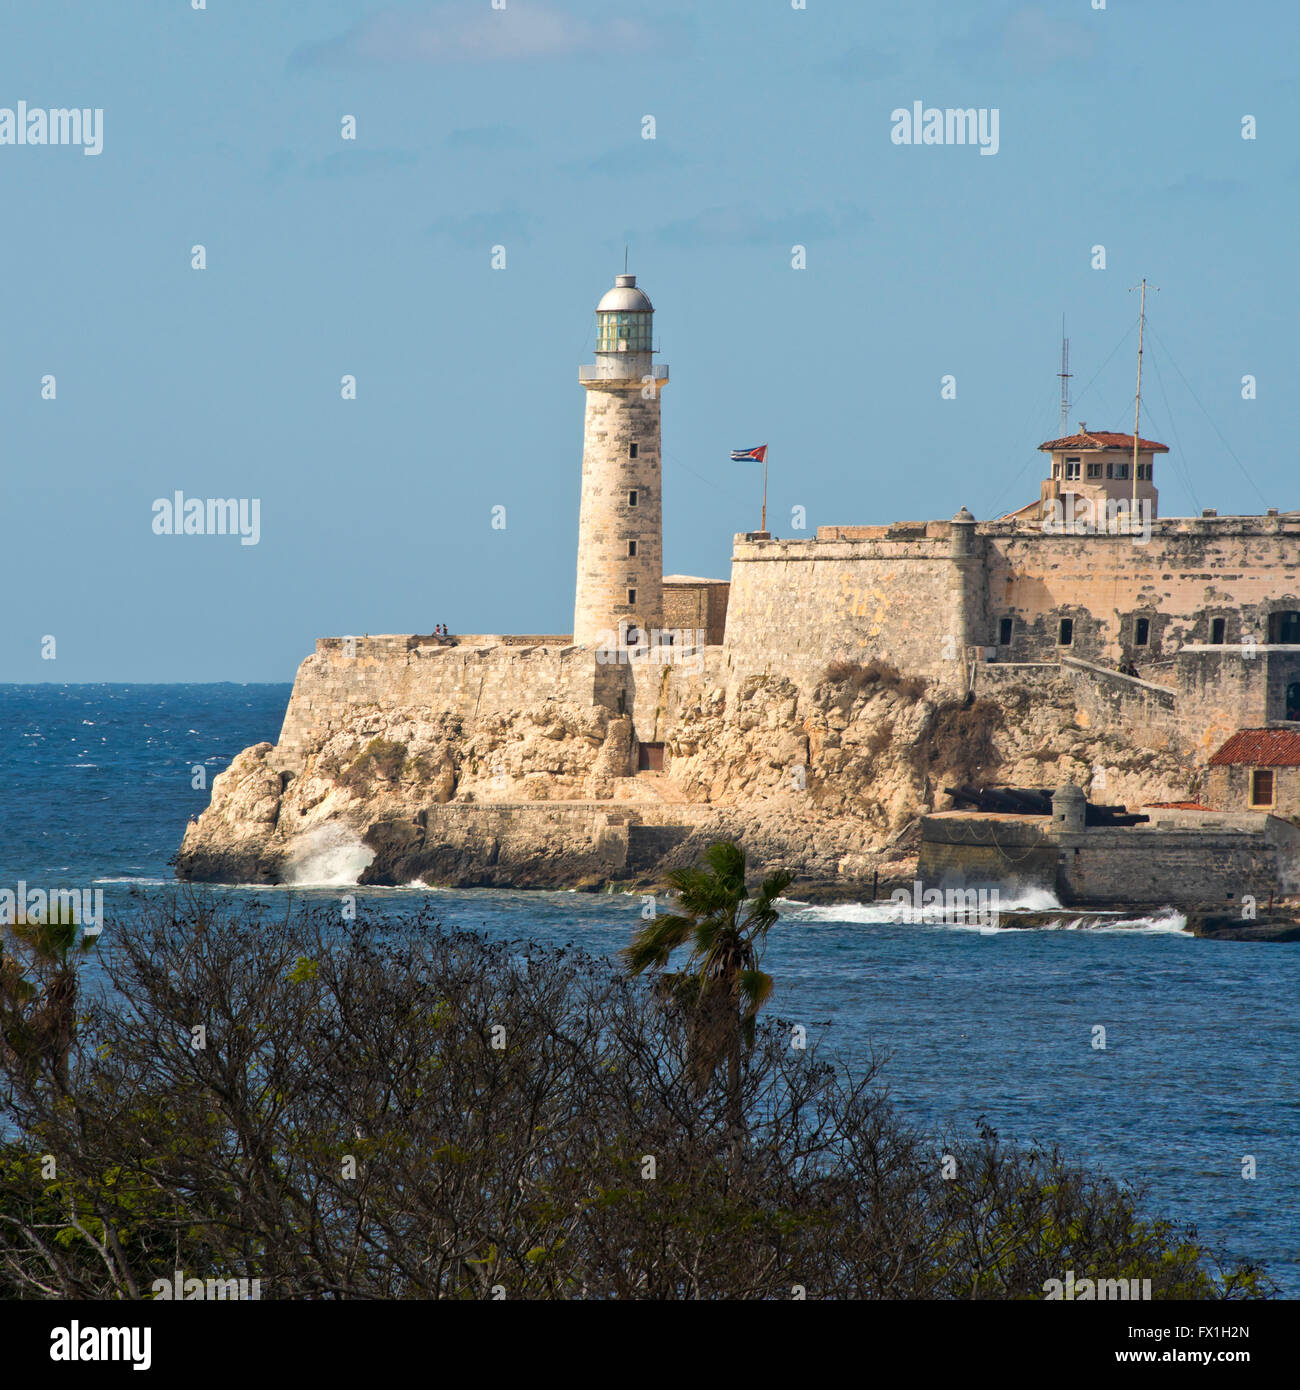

left=271, top=509, right=1300, bottom=788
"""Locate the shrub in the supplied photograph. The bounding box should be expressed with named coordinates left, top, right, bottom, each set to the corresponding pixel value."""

left=338, top=736, right=407, bottom=791
left=824, top=659, right=927, bottom=701
left=909, top=697, right=1004, bottom=785
left=0, top=897, right=1271, bottom=1300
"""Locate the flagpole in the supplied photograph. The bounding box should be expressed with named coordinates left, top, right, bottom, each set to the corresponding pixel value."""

left=762, top=450, right=768, bottom=532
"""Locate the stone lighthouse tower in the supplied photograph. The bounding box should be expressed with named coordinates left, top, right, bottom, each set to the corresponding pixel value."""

left=573, top=273, right=668, bottom=650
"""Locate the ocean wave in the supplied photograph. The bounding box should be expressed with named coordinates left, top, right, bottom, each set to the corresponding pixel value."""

left=281, top=825, right=375, bottom=887
left=783, top=898, right=1189, bottom=933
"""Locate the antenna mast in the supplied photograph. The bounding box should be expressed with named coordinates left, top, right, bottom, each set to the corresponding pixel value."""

left=1057, top=315, right=1071, bottom=435
left=1129, top=279, right=1158, bottom=510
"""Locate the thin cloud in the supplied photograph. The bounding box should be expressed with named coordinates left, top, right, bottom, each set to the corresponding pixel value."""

left=447, top=126, right=533, bottom=151
left=658, top=201, right=870, bottom=249
left=307, top=148, right=420, bottom=178
left=578, top=144, right=693, bottom=177
left=291, top=2, right=689, bottom=69
left=1165, top=174, right=1247, bottom=198
left=820, top=44, right=903, bottom=82
left=942, top=4, right=1098, bottom=69
left=428, top=203, right=539, bottom=248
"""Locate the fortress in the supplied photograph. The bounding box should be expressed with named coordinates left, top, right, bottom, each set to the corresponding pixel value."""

left=178, top=274, right=1300, bottom=908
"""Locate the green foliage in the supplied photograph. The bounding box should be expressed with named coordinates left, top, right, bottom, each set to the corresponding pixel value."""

left=338, top=736, right=408, bottom=790
left=0, top=895, right=1275, bottom=1301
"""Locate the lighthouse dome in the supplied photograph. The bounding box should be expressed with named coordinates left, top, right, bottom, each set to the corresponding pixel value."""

left=596, top=273, right=653, bottom=313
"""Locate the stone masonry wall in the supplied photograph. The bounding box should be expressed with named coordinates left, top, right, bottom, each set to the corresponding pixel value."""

left=984, top=516, right=1300, bottom=667
left=273, top=638, right=608, bottom=773
left=723, top=534, right=975, bottom=687
left=573, top=380, right=664, bottom=648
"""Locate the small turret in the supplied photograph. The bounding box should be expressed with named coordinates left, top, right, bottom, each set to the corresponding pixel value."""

left=1052, top=782, right=1087, bottom=832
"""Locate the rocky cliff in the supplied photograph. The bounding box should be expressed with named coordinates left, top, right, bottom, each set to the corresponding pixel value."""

left=176, top=655, right=1198, bottom=891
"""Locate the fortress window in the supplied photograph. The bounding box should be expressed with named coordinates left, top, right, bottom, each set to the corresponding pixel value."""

left=628, top=442, right=639, bottom=459
left=1064, top=458, right=1081, bottom=480
left=1210, top=618, right=1227, bottom=644
left=627, top=540, right=638, bottom=557
left=1250, top=769, right=1274, bottom=807
left=1268, top=611, right=1300, bottom=644
left=628, top=490, right=638, bottom=507
left=998, top=617, right=1013, bottom=645
left=628, top=588, right=637, bottom=605
left=1134, top=617, right=1150, bottom=646
left=1057, top=618, right=1074, bottom=646
left=1086, top=462, right=1103, bottom=479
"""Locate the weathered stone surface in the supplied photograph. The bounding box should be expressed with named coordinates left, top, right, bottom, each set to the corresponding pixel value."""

left=176, top=649, right=1197, bottom=891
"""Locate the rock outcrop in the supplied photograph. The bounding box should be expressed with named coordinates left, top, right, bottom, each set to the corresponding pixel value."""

left=177, top=656, right=1197, bottom=891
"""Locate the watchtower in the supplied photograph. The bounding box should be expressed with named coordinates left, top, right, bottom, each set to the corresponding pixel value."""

left=573, top=274, right=669, bottom=650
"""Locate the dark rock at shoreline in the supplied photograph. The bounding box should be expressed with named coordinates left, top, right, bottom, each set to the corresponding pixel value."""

left=1185, top=910, right=1300, bottom=943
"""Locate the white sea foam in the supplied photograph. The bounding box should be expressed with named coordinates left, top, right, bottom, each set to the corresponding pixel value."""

left=281, top=825, right=374, bottom=887
left=783, top=894, right=1189, bottom=933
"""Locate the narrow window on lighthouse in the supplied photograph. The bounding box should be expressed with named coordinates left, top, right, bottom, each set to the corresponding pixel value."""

left=627, top=540, right=638, bottom=557
left=628, top=588, right=637, bottom=605
left=628, top=442, right=639, bottom=459
left=628, top=490, right=638, bottom=507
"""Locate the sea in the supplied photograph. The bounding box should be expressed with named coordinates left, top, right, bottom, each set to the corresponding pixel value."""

left=2, top=682, right=1297, bottom=1294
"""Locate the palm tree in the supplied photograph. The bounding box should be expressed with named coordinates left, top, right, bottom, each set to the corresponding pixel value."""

left=0, top=907, right=98, bottom=1094
left=624, top=840, right=793, bottom=1157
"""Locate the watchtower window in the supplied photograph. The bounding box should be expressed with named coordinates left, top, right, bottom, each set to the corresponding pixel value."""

left=628, top=490, right=638, bottom=507
left=1064, top=457, right=1081, bottom=480
left=1250, top=769, right=1274, bottom=807
left=627, top=588, right=637, bottom=606
left=1052, top=463, right=1062, bottom=479
left=1086, top=462, right=1103, bottom=479
left=998, top=617, right=1013, bottom=645
left=628, top=442, right=638, bottom=459
left=1137, top=462, right=1152, bottom=480
left=1113, top=462, right=1129, bottom=480
left=627, top=540, right=638, bottom=557
left=1210, top=617, right=1227, bottom=644
left=596, top=310, right=652, bottom=353
left=1134, top=616, right=1150, bottom=646
left=1058, top=618, right=1074, bottom=646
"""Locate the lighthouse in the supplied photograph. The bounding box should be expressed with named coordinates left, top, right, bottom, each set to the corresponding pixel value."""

left=572, top=273, right=668, bottom=651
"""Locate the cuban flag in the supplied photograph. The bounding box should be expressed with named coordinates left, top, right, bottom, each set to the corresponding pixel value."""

left=731, top=445, right=767, bottom=463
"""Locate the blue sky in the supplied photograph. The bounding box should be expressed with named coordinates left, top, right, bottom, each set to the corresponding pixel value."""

left=3, top=0, right=1297, bottom=681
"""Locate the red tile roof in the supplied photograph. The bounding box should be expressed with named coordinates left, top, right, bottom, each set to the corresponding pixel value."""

left=1038, top=429, right=1169, bottom=453
left=1209, top=729, right=1300, bottom=767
